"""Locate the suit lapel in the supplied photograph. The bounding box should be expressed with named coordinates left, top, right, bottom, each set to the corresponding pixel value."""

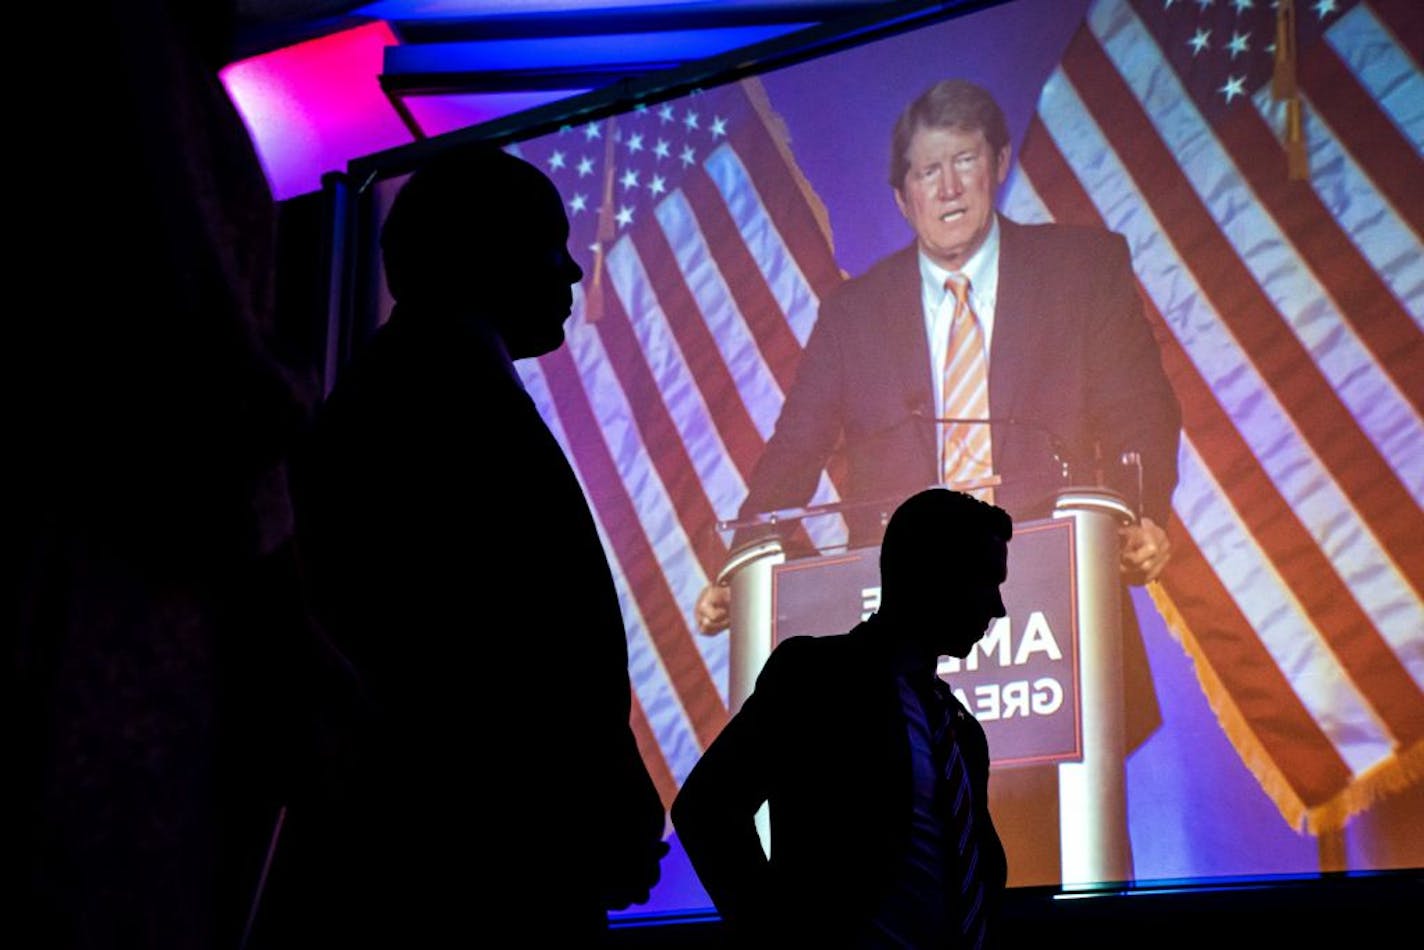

left=990, top=215, right=1029, bottom=422
left=990, top=216, right=1038, bottom=467
left=884, top=244, right=937, bottom=465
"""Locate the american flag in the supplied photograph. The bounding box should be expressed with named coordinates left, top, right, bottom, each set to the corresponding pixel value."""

left=999, top=0, right=1422, bottom=834
left=507, top=79, right=845, bottom=807
left=505, top=0, right=1423, bottom=840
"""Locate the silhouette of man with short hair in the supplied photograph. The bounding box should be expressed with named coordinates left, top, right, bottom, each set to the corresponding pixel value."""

left=290, top=144, right=667, bottom=945
left=673, top=487, right=1010, bottom=948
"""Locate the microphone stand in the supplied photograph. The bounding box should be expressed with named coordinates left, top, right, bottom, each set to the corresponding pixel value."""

left=1120, top=450, right=1145, bottom=521
left=717, top=491, right=921, bottom=536
left=920, top=414, right=1148, bottom=522
left=918, top=413, right=1074, bottom=485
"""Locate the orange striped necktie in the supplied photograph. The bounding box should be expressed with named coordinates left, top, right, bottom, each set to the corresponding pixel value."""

left=940, top=274, right=994, bottom=503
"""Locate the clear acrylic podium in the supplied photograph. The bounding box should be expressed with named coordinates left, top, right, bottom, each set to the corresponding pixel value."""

left=715, top=486, right=1137, bottom=887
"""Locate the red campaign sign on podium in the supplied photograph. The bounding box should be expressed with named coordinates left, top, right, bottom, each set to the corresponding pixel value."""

left=771, top=518, right=1082, bottom=768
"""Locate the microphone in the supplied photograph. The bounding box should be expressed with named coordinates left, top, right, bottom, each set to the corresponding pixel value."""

left=845, top=395, right=935, bottom=445
left=1121, top=450, right=1144, bottom=520
left=908, top=406, right=1074, bottom=481
left=914, top=408, right=1152, bottom=519
left=716, top=398, right=932, bottom=536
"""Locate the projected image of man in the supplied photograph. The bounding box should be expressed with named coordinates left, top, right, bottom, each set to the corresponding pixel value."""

left=693, top=78, right=1182, bottom=885
left=696, top=78, right=1180, bottom=633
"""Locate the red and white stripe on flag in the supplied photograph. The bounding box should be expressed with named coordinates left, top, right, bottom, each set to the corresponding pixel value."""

left=509, top=79, right=847, bottom=807
left=1001, top=0, right=1423, bottom=834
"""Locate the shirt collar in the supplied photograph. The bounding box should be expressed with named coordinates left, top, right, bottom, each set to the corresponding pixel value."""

left=916, top=213, right=1001, bottom=310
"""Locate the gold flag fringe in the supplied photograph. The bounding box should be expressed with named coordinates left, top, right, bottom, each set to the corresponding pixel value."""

left=740, top=77, right=843, bottom=276
left=1147, top=580, right=1424, bottom=836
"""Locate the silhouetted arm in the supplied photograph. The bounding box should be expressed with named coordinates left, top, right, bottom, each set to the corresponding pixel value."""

left=671, top=660, right=784, bottom=933
left=595, top=721, right=670, bottom=911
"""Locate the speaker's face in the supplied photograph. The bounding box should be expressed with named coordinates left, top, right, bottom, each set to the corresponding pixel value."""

left=893, top=124, right=1010, bottom=274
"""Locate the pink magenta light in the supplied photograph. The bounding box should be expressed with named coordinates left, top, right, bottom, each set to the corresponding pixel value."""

left=221, top=21, right=413, bottom=201
left=402, top=89, right=591, bottom=138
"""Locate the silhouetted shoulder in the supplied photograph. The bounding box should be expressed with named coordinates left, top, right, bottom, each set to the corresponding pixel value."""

left=760, top=631, right=845, bottom=669
left=754, top=629, right=879, bottom=699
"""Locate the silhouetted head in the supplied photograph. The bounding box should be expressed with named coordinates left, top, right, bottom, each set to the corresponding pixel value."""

left=889, top=79, right=1011, bottom=272
left=878, top=488, right=1012, bottom=659
left=380, top=144, right=584, bottom=358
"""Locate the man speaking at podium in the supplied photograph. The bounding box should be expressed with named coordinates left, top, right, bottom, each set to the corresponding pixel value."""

left=694, top=79, right=1181, bottom=883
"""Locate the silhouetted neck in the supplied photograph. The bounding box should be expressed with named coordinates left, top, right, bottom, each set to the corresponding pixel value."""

left=387, top=302, right=522, bottom=385
left=870, top=611, right=939, bottom=682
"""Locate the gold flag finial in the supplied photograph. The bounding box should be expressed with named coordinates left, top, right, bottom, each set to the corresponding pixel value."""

left=1272, top=0, right=1308, bottom=180
left=585, top=115, right=620, bottom=323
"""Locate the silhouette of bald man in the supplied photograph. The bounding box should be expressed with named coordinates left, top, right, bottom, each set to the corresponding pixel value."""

left=291, top=145, right=667, bottom=945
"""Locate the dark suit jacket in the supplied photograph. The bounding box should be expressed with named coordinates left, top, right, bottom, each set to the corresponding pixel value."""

left=288, top=303, right=663, bottom=941
left=672, top=617, right=1007, bottom=947
left=736, top=216, right=1181, bottom=550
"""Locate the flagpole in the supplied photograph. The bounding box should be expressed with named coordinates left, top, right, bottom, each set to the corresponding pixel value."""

left=1272, top=0, right=1308, bottom=181
left=585, top=116, right=619, bottom=323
